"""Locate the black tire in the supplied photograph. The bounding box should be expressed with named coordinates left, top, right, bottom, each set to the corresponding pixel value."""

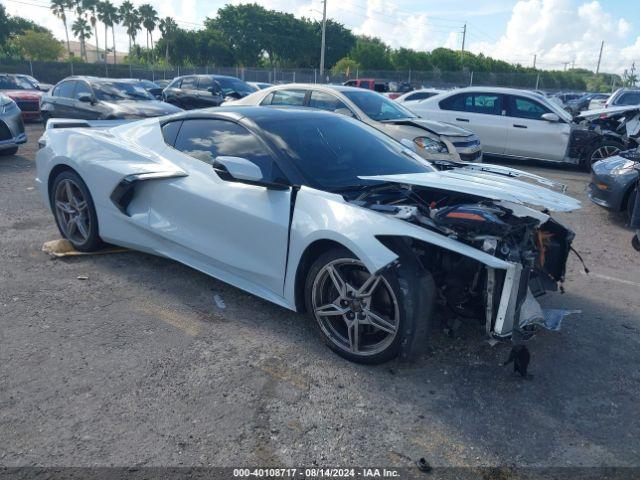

left=583, top=140, right=624, bottom=171
left=41, top=112, right=50, bottom=126
left=626, top=187, right=637, bottom=223
left=50, top=170, right=103, bottom=252
left=0, top=146, right=19, bottom=156
left=304, top=247, right=434, bottom=365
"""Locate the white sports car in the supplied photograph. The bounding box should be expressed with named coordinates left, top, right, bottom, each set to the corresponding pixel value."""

left=36, top=107, right=580, bottom=364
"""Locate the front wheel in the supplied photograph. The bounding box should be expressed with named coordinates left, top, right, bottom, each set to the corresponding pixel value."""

left=304, top=247, right=433, bottom=364
left=584, top=141, right=623, bottom=170
left=50, top=170, right=103, bottom=252
left=0, top=146, right=18, bottom=156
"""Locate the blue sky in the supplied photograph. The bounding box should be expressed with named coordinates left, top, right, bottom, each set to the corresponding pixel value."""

left=5, top=0, right=639, bottom=73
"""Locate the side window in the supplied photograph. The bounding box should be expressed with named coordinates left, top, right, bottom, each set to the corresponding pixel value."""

left=260, top=92, right=274, bottom=105
left=308, top=91, right=350, bottom=113
left=360, top=80, right=371, bottom=89
left=167, top=78, right=182, bottom=89
left=269, top=89, right=306, bottom=106
left=410, top=92, right=435, bottom=101
left=197, top=76, right=213, bottom=91
left=440, top=93, right=502, bottom=115
left=180, top=77, right=197, bottom=89
left=344, top=80, right=356, bottom=87
left=74, top=81, right=92, bottom=99
left=161, top=120, right=182, bottom=146
left=173, top=119, right=277, bottom=179
left=507, top=95, right=551, bottom=120
left=55, top=81, right=75, bottom=98
left=617, top=92, right=640, bottom=106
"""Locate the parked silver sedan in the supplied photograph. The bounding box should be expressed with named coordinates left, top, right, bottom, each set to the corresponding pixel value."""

left=231, top=84, right=483, bottom=163
left=0, top=93, right=26, bottom=155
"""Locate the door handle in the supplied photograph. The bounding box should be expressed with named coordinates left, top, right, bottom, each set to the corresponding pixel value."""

left=456, top=117, right=470, bottom=122
left=513, top=124, right=527, bottom=128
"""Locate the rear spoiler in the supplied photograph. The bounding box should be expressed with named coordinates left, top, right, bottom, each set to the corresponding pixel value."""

left=45, top=118, right=133, bottom=130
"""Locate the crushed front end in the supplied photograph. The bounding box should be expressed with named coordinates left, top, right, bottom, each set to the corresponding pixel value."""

left=347, top=179, right=577, bottom=340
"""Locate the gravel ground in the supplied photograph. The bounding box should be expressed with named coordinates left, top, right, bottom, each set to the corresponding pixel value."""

left=1, top=124, right=639, bottom=471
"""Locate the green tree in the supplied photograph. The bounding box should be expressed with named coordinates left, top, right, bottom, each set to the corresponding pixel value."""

left=82, top=0, right=100, bottom=61
left=14, top=29, right=64, bottom=60
left=138, top=3, right=158, bottom=52
left=158, top=16, right=178, bottom=63
left=349, top=36, right=393, bottom=70
left=71, top=16, right=91, bottom=61
left=97, top=1, right=118, bottom=64
left=331, top=57, right=360, bottom=76
left=119, top=1, right=140, bottom=52
left=50, top=0, right=73, bottom=59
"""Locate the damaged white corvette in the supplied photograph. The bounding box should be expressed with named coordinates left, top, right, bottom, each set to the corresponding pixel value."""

left=35, top=107, right=580, bottom=364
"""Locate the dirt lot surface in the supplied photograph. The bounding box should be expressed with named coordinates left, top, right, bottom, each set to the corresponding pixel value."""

left=1, top=124, right=639, bottom=471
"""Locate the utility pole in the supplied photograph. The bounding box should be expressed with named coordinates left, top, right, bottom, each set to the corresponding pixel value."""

left=319, top=0, right=327, bottom=79
left=460, top=22, right=466, bottom=60
left=562, top=61, right=570, bottom=71
left=533, top=54, right=536, bottom=69
left=595, top=40, right=604, bottom=75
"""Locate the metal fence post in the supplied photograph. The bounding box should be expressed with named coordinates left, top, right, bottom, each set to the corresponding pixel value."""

left=469, top=71, right=473, bottom=86
left=535, top=73, right=540, bottom=90
left=314, top=68, right=317, bottom=84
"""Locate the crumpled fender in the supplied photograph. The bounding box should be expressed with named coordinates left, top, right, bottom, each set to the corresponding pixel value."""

left=283, top=186, right=511, bottom=308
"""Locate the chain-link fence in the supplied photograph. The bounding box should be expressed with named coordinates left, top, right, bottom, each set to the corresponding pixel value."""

left=0, top=58, right=616, bottom=92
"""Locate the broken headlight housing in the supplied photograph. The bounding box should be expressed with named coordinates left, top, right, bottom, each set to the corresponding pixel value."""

left=414, top=136, right=448, bottom=154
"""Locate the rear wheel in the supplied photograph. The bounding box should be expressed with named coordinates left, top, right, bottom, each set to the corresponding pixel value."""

left=584, top=141, right=623, bottom=170
left=50, top=170, right=103, bottom=252
left=305, top=247, right=433, bottom=364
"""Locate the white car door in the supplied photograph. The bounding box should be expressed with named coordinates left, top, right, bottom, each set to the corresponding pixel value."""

left=139, top=118, right=292, bottom=296
left=503, top=94, right=570, bottom=161
left=432, top=92, right=508, bottom=155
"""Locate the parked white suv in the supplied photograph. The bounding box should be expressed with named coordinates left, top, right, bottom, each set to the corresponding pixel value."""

left=408, top=87, right=618, bottom=166
left=604, top=88, right=640, bottom=108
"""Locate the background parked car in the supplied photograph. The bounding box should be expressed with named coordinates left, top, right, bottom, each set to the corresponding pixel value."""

left=40, top=76, right=182, bottom=121
left=385, top=81, right=413, bottom=99
left=395, top=88, right=444, bottom=104
left=343, top=78, right=388, bottom=93
left=0, top=73, right=44, bottom=121
left=0, top=93, right=26, bottom=155
left=605, top=88, right=640, bottom=108
left=565, top=93, right=609, bottom=116
left=121, top=78, right=164, bottom=99
left=163, top=74, right=254, bottom=109
left=15, top=74, right=53, bottom=92
left=409, top=86, right=621, bottom=168
left=232, top=83, right=483, bottom=163
left=248, top=81, right=273, bottom=90
left=589, top=149, right=639, bottom=221
left=588, top=94, right=610, bottom=110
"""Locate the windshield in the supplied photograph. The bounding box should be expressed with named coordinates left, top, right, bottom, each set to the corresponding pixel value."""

left=257, top=114, right=434, bottom=191
left=92, top=81, right=154, bottom=101
left=216, top=77, right=254, bottom=96
left=342, top=90, right=417, bottom=121
left=0, top=75, right=36, bottom=90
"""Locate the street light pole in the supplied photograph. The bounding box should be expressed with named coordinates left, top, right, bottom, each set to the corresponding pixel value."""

left=319, top=0, right=327, bottom=79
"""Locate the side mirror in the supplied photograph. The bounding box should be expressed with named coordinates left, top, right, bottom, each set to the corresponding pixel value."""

left=335, top=107, right=355, bottom=118
left=541, top=112, right=560, bottom=122
left=78, top=93, right=94, bottom=104
left=212, top=156, right=288, bottom=190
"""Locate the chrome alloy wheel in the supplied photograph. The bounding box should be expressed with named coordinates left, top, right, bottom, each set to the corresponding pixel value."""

left=591, top=145, right=621, bottom=162
left=311, top=258, right=400, bottom=356
left=54, top=178, right=91, bottom=244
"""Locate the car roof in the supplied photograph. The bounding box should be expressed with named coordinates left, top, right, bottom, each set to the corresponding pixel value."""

left=260, top=83, right=373, bottom=94
left=163, top=105, right=342, bottom=124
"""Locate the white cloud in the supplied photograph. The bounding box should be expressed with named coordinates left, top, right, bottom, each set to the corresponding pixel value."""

left=467, top=0, right=638, bottom=73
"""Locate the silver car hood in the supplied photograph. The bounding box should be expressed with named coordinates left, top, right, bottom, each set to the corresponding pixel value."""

left=360, top=166, right=581, bottom=212
left=383, top=118, right=472, bottom=137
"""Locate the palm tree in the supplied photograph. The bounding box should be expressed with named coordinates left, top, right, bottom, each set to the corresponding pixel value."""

left=138, top=3, right=158, bottom=52
left=119, top=0, right=138, bottom=53
left=50, top=0, right=73, bottom=59
left=82, top=0, right=100, bottom=61
left=97, top=1, right=118, bottom=65
left=71, top=17, right=91, bottom=61
left=158, top=16, right=178, bottom=63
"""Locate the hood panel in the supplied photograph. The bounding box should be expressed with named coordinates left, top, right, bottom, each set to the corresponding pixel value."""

left=359, top=170, right=581, bottom=212
left=387, top=118, right=473, bottom=137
